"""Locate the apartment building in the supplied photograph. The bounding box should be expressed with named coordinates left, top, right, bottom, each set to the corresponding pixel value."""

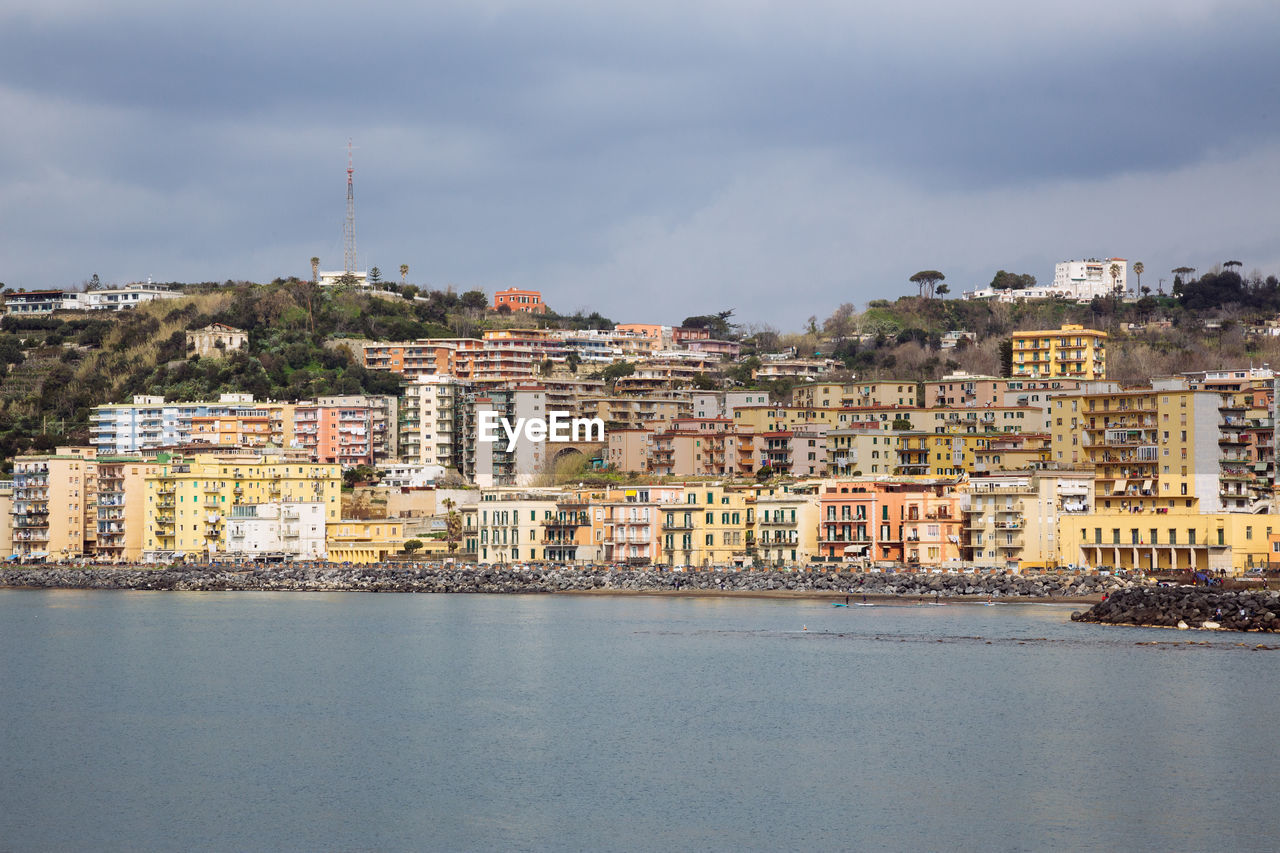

left=1011, top=324, right=1107, bottom=380
left=475, top=489, right=561, bottom=563
left=759, top=426, right=828, bottom=477
left=325, top=518, right=406, bottom=563
left=94, top=456, right=157, bottom=562
left=398, top=375, right=463, bottom=470
left=0, top=480, right=11, bottom=559
left=1048, top=385, right=1223, bottom=513
left=468, top=386, right=550, bottom=487
left=590, top=486, right=684, bottom=566
left=963, top=472, right=1094, bottom=568
left=293, top=398, right=392, bottom=468
left=224, top=502, right=327, bottom=561
left=817, top=481, right=964, bottom=565
left=826, top=426, right=901, bottom=477
left=755, top=485, right=821, bottom=566
left=658, top=485, right=754, bottom=568
left=923, top=373, right=1007, bottom=408
left=90, top=395, right=294, bottom=455
left=10, top=447, right=99, bottom=561
left=142, top=449, right=340, bottom=562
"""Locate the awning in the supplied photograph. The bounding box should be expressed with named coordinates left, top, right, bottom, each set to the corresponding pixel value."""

left=1142, top=479, right=1153, bottom=492
left=843, top=545, right=869, bottom=555
left=1112, top=479, right=1127, bottom=493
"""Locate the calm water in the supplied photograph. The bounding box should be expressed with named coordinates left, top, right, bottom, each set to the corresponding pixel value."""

left=1, top=591, right=1277, bottom=852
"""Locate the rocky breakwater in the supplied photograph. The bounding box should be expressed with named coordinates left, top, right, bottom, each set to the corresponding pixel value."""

left=1071, top=586, right=1280, bottom=632
left=0, top=565, right=1134, bottom=597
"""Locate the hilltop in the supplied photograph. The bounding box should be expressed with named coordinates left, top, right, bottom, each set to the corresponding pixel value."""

left=1, top=266, right=1279, bottom=465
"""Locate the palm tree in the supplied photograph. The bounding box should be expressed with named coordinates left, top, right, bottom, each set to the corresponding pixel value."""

left=443, top=498, right=461, bottom=554
left=1132, top=261, right=1144, bottom=291
left=1109, top=262, right=1122, bottom=295
left=399, top=264, right=409, bottom=285
left=310, top=257, right=320, bottom=284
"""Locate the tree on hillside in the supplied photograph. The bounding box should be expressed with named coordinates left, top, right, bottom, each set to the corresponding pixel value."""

left=936, top=284, right=950, bottom=297
left=311, top=257, right=320, bottom=283
left=400, top=264, right=409, bottom=285
left=823, top=303, right=857, bottom=339
left=368, top=266, right=382, bottom=285
left=989, top=270, right=1036, bottom=290
left=460, top=290, right=487, bottom=310
left=1224, top=260, right=1243, bottom=275
left=910, top=270, right=945, bottom=299
left=1132, top=261, right=1144, bottom=291
left=681, top=310, right=736, bottom=339
left=1110, top=263, right=1123, bottom=295
left=87, top=274, right=101, bottom=291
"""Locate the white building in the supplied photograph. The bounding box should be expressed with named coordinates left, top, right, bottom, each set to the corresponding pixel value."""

left=223, top=502, right=327, bottom=561
left=965, top=258, right=1129, bottom=302
left=80, top=282, right=183, bottom=311
left=318, top=271, right=369, bottom=287
left=399, top=376, right=462, bottom=470
left=377, top=462, right=447, bottom=489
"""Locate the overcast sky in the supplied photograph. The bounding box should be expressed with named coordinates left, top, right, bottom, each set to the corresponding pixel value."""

left=2, top=0, right=1278, bottom=329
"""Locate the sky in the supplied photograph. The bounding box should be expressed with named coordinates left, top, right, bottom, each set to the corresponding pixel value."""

left=2, top=0, right=1279, bottom=331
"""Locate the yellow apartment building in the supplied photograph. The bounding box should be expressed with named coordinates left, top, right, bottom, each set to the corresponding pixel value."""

left=659, top=485, right=755, bottom=568
left=326, top=519, right=406, bottom=563
left=1058, top=511, right=1271, bottom=574
left=1012, top=324, right=1107, bottom=379
left=1048, top=385, right=1224, bottom=512
left=143, top=449, right=341, bottom=562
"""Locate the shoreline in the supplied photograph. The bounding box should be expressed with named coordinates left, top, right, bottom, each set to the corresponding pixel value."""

left=0, top=565, right=1117, bottom=602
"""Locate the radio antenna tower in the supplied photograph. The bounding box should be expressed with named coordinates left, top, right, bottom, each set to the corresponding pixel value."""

left=343, top=139, right=357, bottom=274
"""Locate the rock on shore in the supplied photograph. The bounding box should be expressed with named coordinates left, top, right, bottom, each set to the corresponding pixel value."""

left=1071, top=586, right=1280, bottom=632
left=0, top=565, right=1133, bottom=597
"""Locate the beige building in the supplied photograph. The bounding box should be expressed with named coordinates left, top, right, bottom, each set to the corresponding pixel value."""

left=11, top=447, right=99, bottom=561
left=826, top=428, right=902, bottom=477
left=963, top=472, right=1094, bottom=569
left=399, top=375, right=462, bottom=470
left=187, top=323, right=248, bottom=358
left=658, top=484, right=755, bottom=568
left=95, top=456, right=157, bottom=562
left=0, top=480, right=12, bottom=560
left=755, top=484, right=821, bottom=566
left=475, top=488, right=561, bottom=563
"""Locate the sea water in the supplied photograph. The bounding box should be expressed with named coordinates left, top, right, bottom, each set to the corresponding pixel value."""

left=1, top=591, right=1275, bottom=852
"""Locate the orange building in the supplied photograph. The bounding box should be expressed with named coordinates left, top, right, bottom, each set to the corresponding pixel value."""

left=493, top=288, right=548, bottom=314
left=293, top=404, right=376, bottom=467
left=817, top=481, right=964, bottom=565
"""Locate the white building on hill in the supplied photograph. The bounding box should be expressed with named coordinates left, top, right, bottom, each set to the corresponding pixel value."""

left=964, top=258, right=1129, bottom=302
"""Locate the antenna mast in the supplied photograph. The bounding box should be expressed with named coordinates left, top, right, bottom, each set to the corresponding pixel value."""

left=343, top=139, right=357, bottom=275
